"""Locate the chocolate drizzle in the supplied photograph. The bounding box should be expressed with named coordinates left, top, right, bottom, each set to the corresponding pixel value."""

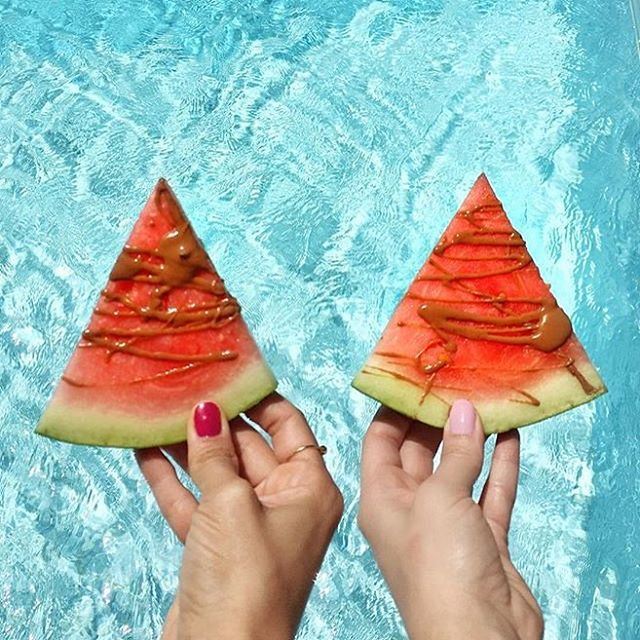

left=63, top=179, right=240, bottom=388
left=416, top=299, right=573, bottom=353
left=372, top=201, right=599, bottom=405
left=565, top=359, right=598, bottom=395
left=420, top=223, right=532, bottom=282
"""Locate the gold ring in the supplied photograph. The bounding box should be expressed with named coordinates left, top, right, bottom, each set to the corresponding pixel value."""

left=286, top=444, right=327, bottom=462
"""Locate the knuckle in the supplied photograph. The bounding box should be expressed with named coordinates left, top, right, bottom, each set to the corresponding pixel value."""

left=289, top=405, right=307, bottom=423
left=493, top=445, right=519, bottom=465
left=485, top=479, right=513, bottom=503
left=297, top=475, right=343, bottom=522
left=166, top=493, right=194, bottom=521
left=280, top=403, right=307, bottom=428
left=443, top=445, right=481, bottom=471
left=297, top=465, right=323, bottom=491
left=486, top=515, right=509, bottom=544
left=214, top=479, right=253, bottom=506
left=523, top=611, right=544, bottom=640
left=199, top=480, right=254, bottom=518
left=326, top=484, right=344, bottom=524
left=192, top=444, right=237, bottom=469
left=415, top=478, right=445, bottom=503
left=444, top=442, right=473, bottom=460
left=364, top=423, right=394, bottom=447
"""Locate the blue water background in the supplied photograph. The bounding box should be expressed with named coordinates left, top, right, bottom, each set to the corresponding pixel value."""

left=0, top=0, right=639, bottom=638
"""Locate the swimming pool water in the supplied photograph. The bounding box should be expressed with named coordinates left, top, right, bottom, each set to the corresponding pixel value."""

left=0, top=0, right=638, bottom=638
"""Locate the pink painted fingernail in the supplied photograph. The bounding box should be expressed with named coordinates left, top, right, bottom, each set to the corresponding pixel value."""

left=449, top=399, right=476, bottom=435
left=194, top=402, right=222, bottom=438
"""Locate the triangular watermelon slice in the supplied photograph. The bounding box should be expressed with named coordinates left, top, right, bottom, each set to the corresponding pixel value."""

left=352, top=174, right=606, bottom=433
left=37, top=179, right=277, bottom=447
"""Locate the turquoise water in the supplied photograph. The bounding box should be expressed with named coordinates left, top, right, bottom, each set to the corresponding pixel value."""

left=0, top=0, right=638, bottom=638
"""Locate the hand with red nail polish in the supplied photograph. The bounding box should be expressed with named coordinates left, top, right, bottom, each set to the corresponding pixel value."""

left=359, top=400, right=543, bottom=640
left=136, top=394, right=343, bottom=640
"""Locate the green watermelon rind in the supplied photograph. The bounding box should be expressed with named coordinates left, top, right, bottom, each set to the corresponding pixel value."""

left=36, top=362, right=277, bottom=448
left=352, top=353, right=606, bottom=433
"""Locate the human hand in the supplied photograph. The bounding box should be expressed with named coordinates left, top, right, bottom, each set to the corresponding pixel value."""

left=136, top=394, right=343, bottom=640
left=358, top=400, right=543, bottom=640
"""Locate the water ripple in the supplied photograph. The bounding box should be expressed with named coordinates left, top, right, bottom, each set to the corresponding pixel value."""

left=0, top=0, right=638, bottom=638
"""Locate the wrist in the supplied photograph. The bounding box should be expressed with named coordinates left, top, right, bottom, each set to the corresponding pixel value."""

left=178, top=584, right=298, bottom=640
left=179, top=618, right=294, bottom=640
left=401, top=596, right=520, bottom=640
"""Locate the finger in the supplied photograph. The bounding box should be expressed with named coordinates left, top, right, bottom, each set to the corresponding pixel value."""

left=187, top=401, right=250, bottom=498
left=163, top=443, right=188, bottom=472
left=479, top=430, right=520, bottom=554
left=433, top=399, right=485, bottom=493
left=399, top=423, right=443, bottom=483
left=164, top=421, right=279, bottom=488
left=135, top=448, right=197, bottom=543
left=361, top=406, right=413, bottom=485
left=230, top=417, right=278, bottom=486
left=244, top=393, right=322, bottom=464
left=160, top=598, right=180, bottom=640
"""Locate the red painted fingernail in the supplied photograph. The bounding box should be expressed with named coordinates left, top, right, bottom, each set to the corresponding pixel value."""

left=194, top=402, right=222, bottom=438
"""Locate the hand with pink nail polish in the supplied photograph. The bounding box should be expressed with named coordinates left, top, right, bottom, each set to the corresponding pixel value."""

left=136, top=394, right=343, bottom=640
left=359, top=400, right=543, bottom=640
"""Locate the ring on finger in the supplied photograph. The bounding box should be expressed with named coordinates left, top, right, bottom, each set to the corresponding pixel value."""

left=285, top=444, right=327, bottom=462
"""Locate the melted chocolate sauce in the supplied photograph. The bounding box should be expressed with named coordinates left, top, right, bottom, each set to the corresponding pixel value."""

left=417, top=300, right=573, bottom=353
left=63, top=181, right=240, bottom=388
left=371, top=201, right=599, bottom=404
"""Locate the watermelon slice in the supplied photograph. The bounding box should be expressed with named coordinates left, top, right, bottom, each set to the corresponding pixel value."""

left=37, top=179, right=277, bottom=447
left=352, top=174, right=606, bottom=433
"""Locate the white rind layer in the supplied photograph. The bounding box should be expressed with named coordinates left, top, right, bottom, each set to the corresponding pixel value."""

left=352, top=353, right=606, bottom=433
left=36, top=361, right=277, bottom=447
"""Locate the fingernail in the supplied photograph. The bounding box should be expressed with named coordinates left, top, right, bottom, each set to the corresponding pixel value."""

left=449, top=399, right=476, bottom=435
left=194, top=402, right=222, bottom=438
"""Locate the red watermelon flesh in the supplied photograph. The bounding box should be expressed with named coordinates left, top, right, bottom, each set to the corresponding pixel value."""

left=37, top=179, right=277, bottom=447
left=352, top=174, right=606, bottom=433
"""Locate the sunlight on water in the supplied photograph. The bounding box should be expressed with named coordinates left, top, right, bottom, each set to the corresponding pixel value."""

left=0, top=0, right=638, bottom=638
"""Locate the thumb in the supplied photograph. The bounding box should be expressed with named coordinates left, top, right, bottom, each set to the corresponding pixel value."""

left=187, top=401, right=240, bottom=496
left=434, top=399, right=485, bottom=493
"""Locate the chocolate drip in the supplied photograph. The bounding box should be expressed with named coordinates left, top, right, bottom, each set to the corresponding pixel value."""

left=371, top=199, right=599, bottom=404
left=433, top=229, right=524, bottom=256
left=565, top=359, right=598, bottom=395
left=417, top=300, right=573, bottom=353
left=63, top=181, right=240, bottom=388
